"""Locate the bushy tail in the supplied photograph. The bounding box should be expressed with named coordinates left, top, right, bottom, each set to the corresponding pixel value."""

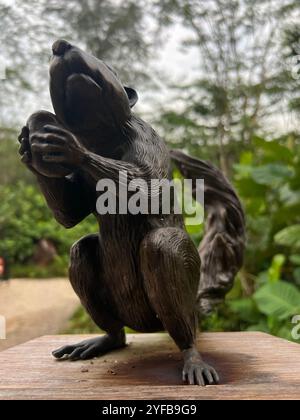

left=170, top=149, right=246, bottom=316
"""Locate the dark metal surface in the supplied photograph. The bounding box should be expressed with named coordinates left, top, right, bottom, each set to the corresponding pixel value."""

left=18, top=40, right=245, bottom=385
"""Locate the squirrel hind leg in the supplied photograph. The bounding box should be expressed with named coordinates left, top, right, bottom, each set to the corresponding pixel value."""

left=140, top=227, right=200, bottom=351
left=52, top=233, right=125, bottom=361
left=140, top=227, right=219, bottom=386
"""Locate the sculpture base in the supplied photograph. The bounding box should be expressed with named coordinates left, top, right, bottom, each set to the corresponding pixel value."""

left=0, top=332, right=299, bottom=400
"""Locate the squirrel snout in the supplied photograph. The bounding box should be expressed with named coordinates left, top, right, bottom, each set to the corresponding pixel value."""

left=52, top=39, right=72, bottom=56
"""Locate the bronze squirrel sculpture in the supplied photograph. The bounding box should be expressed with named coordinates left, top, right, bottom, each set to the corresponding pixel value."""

left=18, top=40, right=245, bottom=386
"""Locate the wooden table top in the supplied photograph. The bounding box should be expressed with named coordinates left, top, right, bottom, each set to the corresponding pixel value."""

left=0, top=332, right=299, bottom=400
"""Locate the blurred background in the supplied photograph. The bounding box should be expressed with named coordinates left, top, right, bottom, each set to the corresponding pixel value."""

left=1, top=0, right=300, bottom=350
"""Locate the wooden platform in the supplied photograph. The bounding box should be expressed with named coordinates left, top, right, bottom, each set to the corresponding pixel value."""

left=0, top=332, right=299, bottom=400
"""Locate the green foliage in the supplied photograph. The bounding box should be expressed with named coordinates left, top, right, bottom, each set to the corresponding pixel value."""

left=11, top=255, right=69, bottom=278
left=254, top=281, right=300, bottom=321
left=202, top=135, right=300, bottom=342
left=64, top=306, right=99, bottom=334
left=0, top=128, right=35, bottom=186
left=64, top=306, right=136, bottom=335
left=0, top=180, right=97, bottom=276
left=275, top=225, right=300, bottom=248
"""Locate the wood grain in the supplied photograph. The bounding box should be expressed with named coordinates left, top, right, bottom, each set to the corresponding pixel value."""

left=0, top=332, right=299, bottom=400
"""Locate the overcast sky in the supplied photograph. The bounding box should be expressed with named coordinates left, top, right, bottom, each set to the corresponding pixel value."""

left=0, top=12, right=200, bottom=126
left=0, top=0, right=298, bottom=134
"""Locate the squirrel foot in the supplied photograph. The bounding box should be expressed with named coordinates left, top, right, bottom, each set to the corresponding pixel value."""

left=182, top=347, right=219, bottom=386
left=52, top=330, right=126, bottom=360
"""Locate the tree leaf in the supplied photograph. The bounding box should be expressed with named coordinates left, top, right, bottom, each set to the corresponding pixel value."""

left=253, top=137, right=293, bottom=163
left=274, top=225, right=300, bottom=248
left=290, top=255, right=300, bottom=266
left=254, top=281, right=300, bottom=321
left=251, top=164, right=294, bottom=187
left=228, top=298, right=261, bottom=323
left=246, top=320, right=269, bottom=334
left=293, top=268, right=300, bottom=286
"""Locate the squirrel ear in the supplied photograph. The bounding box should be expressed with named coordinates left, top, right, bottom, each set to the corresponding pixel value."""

left=124, top=86, right=138, bottom=108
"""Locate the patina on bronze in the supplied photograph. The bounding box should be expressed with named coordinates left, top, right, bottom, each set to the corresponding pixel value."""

left=18, top=40, right=245, bottom=386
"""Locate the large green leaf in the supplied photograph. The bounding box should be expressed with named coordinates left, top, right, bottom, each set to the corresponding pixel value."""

left=233, top=163, right=254, bottom=178
left=228, top=298, right=261, bottom=323
left=246, top=320, right=269, bottom=334
left=254, top=281, right=300, bottom=321
left=289, top=164, right=300, bottom=190
left=235, top=177, right=267, bottom=198
left=253, top=137, right=293, bottom=163
left=290, top=255, right=300, bottom=265
left=279, top=185, right=300, bottom=207
left=239, top=151, right=253, bottom=165
left=251, top=164, right=294, bottom=187
left=274, top=225, right=300, bottom=248
left=293, top=268, right=300, bottom=286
